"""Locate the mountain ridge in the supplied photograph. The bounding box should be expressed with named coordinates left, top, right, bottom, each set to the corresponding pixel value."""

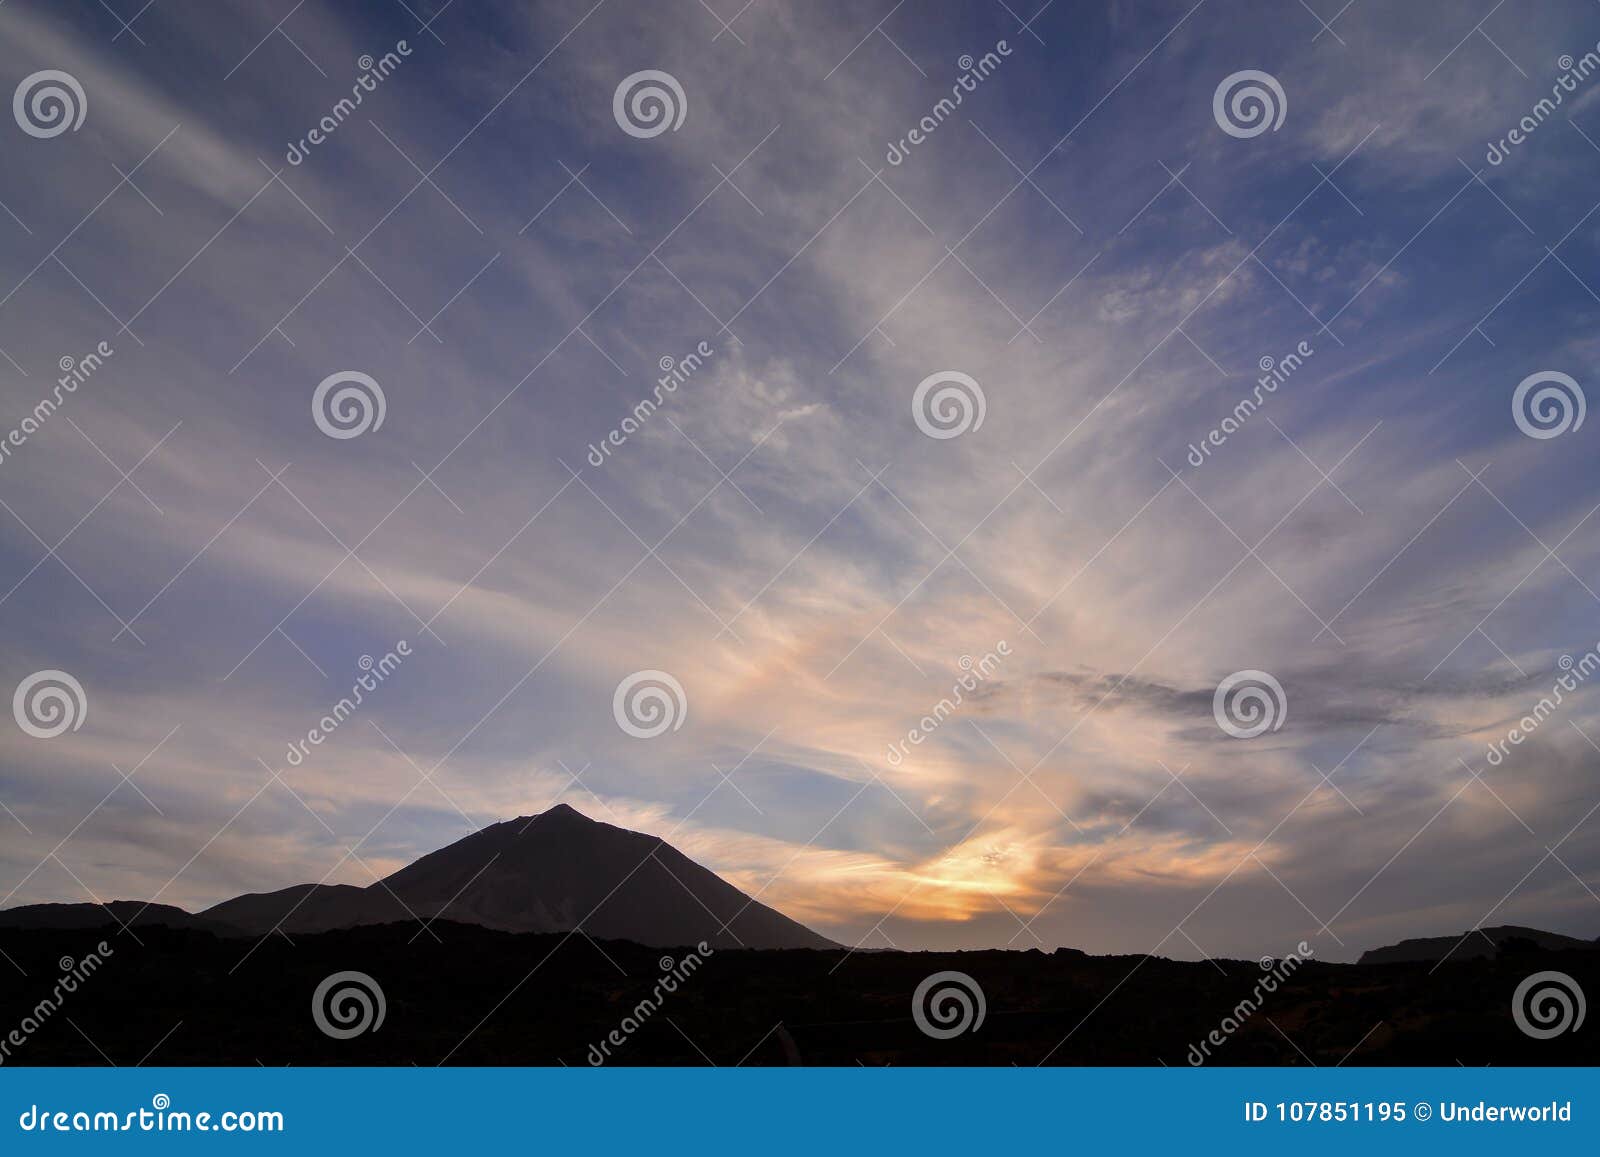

left=7, top=808, right=1597, bottom=960
left=0, top=899, right=243, bottom=937
left=1356, top=923, right=1600, bottom=965
left=2, top=804, right=836, bottom=951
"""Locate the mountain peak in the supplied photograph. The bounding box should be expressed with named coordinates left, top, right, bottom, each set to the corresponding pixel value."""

left=540, top=801, right=586, bottom=820
left=504, top=802, right=594, bottom=831
left=193, top=804, right=836, bottom=950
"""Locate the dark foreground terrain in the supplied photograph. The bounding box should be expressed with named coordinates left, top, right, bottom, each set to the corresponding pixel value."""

left=1, top=922, right=1595, bottom=1066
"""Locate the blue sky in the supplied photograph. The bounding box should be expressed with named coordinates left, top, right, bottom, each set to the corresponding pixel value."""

left=2, top=0, right=1600, bottom=961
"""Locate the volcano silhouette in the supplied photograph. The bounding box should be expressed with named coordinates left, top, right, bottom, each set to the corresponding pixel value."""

left=198, top=803, right=834, bottom=949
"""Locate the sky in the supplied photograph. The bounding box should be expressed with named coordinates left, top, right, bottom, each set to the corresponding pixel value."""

left=2, top=0, right=1600, bottom=963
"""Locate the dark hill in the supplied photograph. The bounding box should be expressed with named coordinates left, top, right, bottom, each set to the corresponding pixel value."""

left=202, top=882, right=401, bottom=935
left=0, top=900, right=241, bottom=936
left=2, top=805, right=835, bottom=951
left=0, top=922, right=1595, bottom=1065
left=1357, top=924, right=1600, bottom=964
left=371, top=804, right=833, bottom=949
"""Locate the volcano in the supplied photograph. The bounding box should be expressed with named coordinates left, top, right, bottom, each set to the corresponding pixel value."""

left=199, top=803, right=835, bottom=949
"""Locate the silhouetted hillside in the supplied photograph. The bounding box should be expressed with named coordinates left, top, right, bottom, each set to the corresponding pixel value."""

left=369, top=804, right=833, bottom=949
left=0, top=921, right=1594, bottom=1066
left=5, top=805, right=835, bottom=951
left=0, top=900, right=239, bottom=936
left=202, top=883, right=399, bottom=935
left=1358, top=924, right=1600, bottom=964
